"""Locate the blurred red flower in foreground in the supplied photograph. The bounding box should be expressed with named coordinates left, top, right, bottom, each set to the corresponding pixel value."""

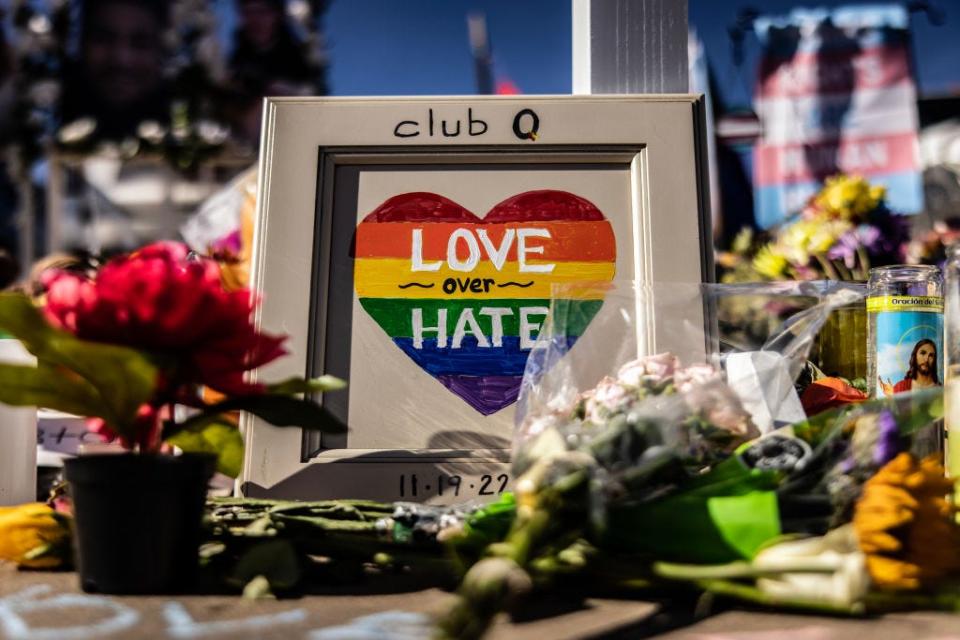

left=42, top=241, right=286, bottom=396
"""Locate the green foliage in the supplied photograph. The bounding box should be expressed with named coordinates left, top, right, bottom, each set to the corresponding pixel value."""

left=0, top=293, right=348, bottom=475
left=166, top=420, right=244, bottom=478
left=601, top=458, right=782, bottom=563
left=0, top=293, right=158, bottom=437
left=266, top=375, right=347, bottom=395
left=177, top=394, right=348, bottom=434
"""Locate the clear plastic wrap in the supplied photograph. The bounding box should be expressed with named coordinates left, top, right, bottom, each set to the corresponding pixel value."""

left=509, top=279, right=894, bottom=553
left=516, top=280, right=867, bottom=448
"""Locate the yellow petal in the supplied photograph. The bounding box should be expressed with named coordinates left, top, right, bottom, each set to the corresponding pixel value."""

left=866, top=555, right=921, bottom=590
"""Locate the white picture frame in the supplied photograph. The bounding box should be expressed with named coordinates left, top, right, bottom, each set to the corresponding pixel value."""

left=240, top=95, right=711, bottom=503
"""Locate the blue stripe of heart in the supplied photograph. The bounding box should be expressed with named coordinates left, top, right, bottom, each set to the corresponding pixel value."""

left=392, top=336, right=578, bottom=376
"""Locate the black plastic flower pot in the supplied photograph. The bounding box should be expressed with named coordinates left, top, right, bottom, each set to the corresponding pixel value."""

left=64, top=453, right=215, bottom=594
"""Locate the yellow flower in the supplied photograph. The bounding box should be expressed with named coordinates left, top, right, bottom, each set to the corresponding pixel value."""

left=0, top=503, right=71, bottom=569
left=730, top=227, right=754, bottom=255
left=852, top=453, right=960, bottom=590
left=815, top=175, right=886, bottom=221
left=752, top=245, right=789, bottom=279
left=779, top=219, right=851, bottom=261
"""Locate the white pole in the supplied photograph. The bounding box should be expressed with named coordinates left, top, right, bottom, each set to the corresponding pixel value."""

left=572, top=0, right=689, bottom=95
left=0, top=340, right=37, bottom=505
left=571, top=0, right=693, bottom=358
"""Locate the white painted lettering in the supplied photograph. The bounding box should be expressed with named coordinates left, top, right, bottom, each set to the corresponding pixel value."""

left=447, top=228, right=480, bottom=272
left=410, top=229, right=441, bottom=271
left=452, top=308, right=489, bottom=349
left=476, top=229, right=515, bottom=271
left=520, top=306, right=549, bottom=349
left=479, top=307, right=513, bottom=347
left=516, top=229, right=554, bottom=273
left=412, top=308, right=447, bottom=348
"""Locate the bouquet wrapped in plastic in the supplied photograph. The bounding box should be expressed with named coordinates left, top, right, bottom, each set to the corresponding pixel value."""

left=439, top=282, right=956, bottom=639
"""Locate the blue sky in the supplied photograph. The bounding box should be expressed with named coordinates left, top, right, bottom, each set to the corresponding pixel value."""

left=320, top=0, right=958, bottom=103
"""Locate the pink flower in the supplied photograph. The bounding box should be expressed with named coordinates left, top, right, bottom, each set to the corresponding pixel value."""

left=617, top=353, right=679, bottom=386
left=43, top=242, right=286, bottom=395
left=673, top=364, right=721, bottom=394
left=583, top=377, right=635, bottom=423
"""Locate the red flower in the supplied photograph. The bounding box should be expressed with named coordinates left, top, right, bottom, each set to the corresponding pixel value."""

left=87, top=404, right=162, bottom=451
left=43, top=242, right=286, bottom=395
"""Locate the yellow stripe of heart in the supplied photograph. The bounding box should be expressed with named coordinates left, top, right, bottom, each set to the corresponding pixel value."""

left=354, top=258, right=615, bottom=299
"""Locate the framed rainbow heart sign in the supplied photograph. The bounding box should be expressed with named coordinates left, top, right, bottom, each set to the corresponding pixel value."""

left=242, top=96, right=710, bottom=503
left=354, top=190, right=616, bottom=415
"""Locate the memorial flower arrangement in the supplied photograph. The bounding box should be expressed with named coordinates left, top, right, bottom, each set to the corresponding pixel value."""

left=719, top=175, right=909, bottom=283
left=0, top=241, right=344, bottom=477
left=432, top=355, right=959, bottom=639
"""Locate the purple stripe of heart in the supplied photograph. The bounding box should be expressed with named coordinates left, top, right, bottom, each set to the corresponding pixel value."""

left=435, top=375, right=524, bottom=416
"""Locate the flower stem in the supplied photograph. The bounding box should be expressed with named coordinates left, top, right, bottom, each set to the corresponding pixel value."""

left=653, top=560, right=837, bottom=581
left=695, top=578, right=863, bottom=615
left=834, top=260, right=853, bottom=282
left=856, top=246, right=872, bottom=280
left=864, top=590, right=960, bottom=613
left=813, top=253, right=842, bottom=281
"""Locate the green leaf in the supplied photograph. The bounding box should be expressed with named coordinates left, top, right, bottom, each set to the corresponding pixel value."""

left=266, top=375, right=347, bottom=395
left=601, top=461, right=781, bottom=563
left=229, top=540, right=301, bottom=592
left=0, top=362, right=104, bottom=417
left=166, top=420, right=244, bottom=478
left=706, top=491, right=781, bottom=560
left=189, top=395, right=348, bottom=433
left=604, top=490, right=782, bottom=563
left=0, top=293, right=158, bottom=435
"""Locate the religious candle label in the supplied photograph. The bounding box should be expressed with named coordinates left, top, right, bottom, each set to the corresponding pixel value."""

left=354, top=190, right=616, bottom=414
left=867, top=295, right=944, bottom=398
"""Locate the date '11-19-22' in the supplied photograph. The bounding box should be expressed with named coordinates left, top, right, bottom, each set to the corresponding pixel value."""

left=398, top=473, right=510, bottom=498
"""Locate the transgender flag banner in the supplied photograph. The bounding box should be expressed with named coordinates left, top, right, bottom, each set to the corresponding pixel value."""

left=753, top=5, right=924, bottom=228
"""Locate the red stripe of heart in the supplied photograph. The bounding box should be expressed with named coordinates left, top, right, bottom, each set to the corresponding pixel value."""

left=363, top=190, right=605, bottom=223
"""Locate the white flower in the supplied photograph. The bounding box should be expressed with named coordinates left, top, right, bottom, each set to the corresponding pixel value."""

left=673, top=363, right=721, bottom=394
left=582, top=377, right=634, bottom=423
left=520, top=411, right=567, bottom=441
left=617, top=353, right=679, bottom=386
left=754, top=525, right=869, bottom=609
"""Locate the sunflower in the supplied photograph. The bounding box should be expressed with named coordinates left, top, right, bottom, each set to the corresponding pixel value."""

left=852, top=453, right=960, bottom=590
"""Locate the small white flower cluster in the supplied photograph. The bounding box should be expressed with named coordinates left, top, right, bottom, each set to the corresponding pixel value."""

left=578, top=354, right=758, bottom=443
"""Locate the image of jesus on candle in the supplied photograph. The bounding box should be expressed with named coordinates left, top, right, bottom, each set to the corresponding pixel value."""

left=879, top=338, right=941, bottom=396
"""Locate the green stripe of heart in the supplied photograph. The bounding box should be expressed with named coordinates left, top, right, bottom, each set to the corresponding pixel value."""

left=358, top=298, right=603, bottom=338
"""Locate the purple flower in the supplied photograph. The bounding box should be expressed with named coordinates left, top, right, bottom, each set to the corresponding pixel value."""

left=856, top=225, right=882, bottom=251
left=872, top=410, right=899, bottom=466
left=827, top=234, right=857, bottom=267
left=827, top=225, right=882, bottom=268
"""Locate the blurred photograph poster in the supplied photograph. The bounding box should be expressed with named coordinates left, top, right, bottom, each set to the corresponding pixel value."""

left=753, top=5, right=924, bottom=228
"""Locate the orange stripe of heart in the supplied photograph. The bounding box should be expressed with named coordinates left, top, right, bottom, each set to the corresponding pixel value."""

left=355, top=220, right=616, bottom=262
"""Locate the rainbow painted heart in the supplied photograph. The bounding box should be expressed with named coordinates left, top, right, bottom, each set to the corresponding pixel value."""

left=354, top=190, right=616, bottom=415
